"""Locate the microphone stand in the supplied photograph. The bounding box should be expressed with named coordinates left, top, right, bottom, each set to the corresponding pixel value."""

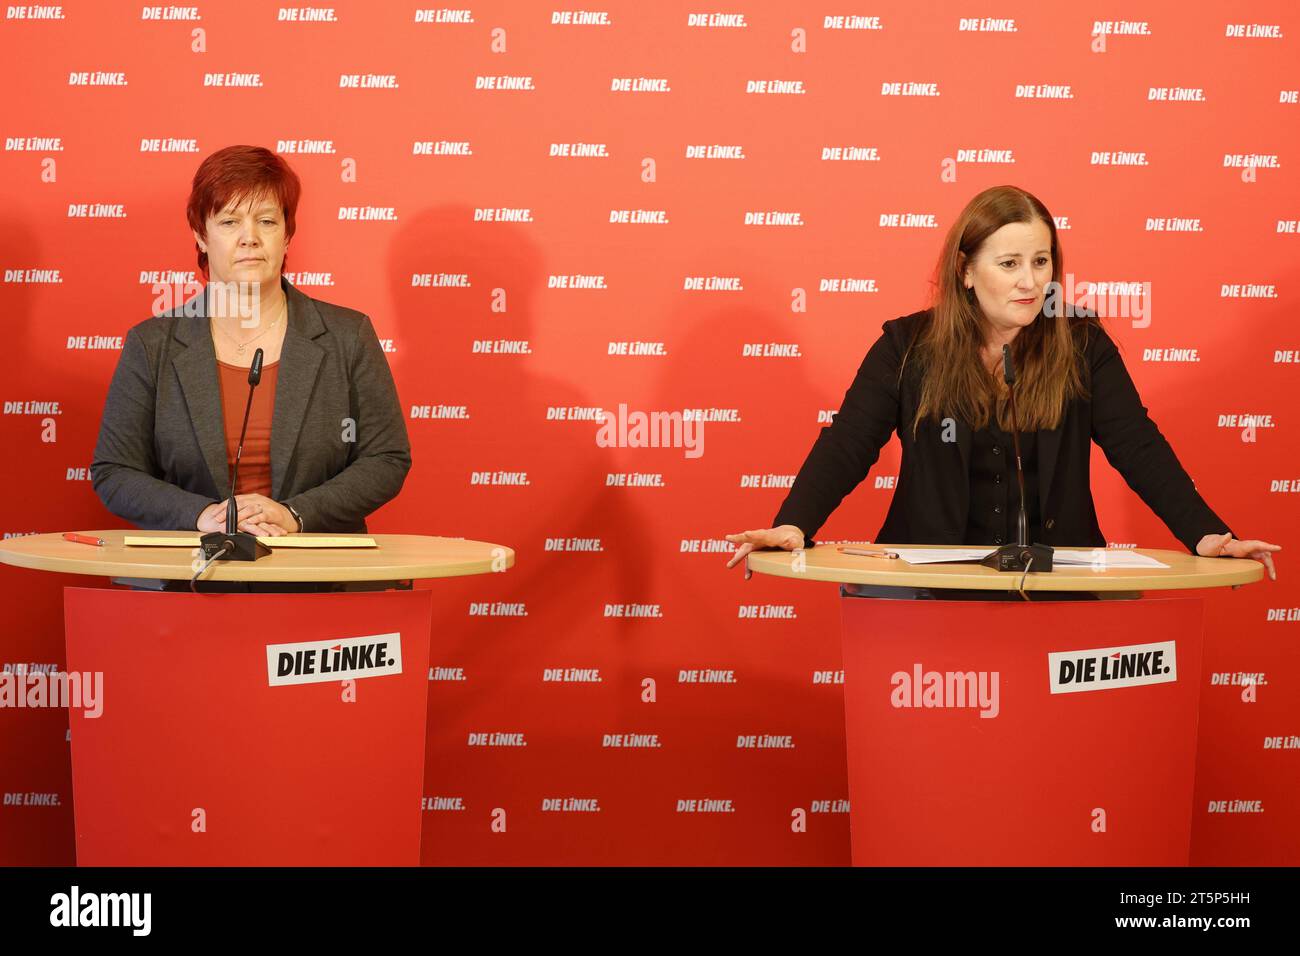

left=980, top=344, right=1054, bottom=573
left=200, top=347, right=272, bottom=562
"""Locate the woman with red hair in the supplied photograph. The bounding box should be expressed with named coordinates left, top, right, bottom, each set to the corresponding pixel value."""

left=91, top=145, right=410, bottom=537
left=726, top=185, right=1278, bottom=582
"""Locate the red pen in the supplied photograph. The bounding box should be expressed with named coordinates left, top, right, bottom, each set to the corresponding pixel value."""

left=63, top=532, right=105, bottom=547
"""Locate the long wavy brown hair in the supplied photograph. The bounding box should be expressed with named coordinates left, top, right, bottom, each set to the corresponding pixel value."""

left=903, top=185, right=1095, bottom=437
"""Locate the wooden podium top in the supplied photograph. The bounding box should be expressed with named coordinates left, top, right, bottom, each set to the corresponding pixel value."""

left=0, top=530, right=513, bottom=583
left=745, top=543, right=1263, bottom=592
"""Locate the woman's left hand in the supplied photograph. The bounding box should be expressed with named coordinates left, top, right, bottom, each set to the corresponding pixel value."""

left=1196, top=533, right=1280, bottom=581
left=233, top=493, right=299, bottom=534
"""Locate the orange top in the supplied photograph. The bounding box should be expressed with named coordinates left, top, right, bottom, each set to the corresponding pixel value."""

left=216, top=360, right=279, bottom=498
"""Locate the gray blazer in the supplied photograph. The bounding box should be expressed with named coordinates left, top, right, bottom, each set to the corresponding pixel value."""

left=91, top=277, right=412, bottom=532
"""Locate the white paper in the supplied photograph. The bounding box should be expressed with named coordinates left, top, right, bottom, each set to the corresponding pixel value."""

left=1051, top=549, right=1169, bottom=569
left=891, top=548, right=994, bottom=564
left=889, top=547, right=1169, bottom=569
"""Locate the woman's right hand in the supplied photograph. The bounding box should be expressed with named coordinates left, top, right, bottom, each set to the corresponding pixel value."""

left=196, top=498, right=286, bottom=537
left=724, top=525, right=806, bottom=571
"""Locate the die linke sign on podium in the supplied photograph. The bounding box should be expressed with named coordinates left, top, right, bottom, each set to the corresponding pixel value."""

left=840, top=596, right=1204, bottom=866
left=62, top=588, right=434, bottom=866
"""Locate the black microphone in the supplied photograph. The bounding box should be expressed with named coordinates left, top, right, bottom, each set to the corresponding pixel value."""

left=202, top=347, right=271, bottom=563
left=224, top=349, right=264, bottom=534
left=1003, top=344, right=1028, bottom=548
left=981, top=344, right=1054, bottom=574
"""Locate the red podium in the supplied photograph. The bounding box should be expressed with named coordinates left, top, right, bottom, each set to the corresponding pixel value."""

left=0, top=530, right=513, bottom=866
left=65, top=588, right=432, bottom=866
left=746, top=544, right=1264, bottom=866
left=841, top=594, right=1203, bottom=865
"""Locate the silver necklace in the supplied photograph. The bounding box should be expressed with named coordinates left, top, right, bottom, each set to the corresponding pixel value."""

left=210, top=301, right=285, bottom=355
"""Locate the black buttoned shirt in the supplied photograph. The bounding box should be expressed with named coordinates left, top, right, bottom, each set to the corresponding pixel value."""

left=963, top=423, right=1041, bottom=546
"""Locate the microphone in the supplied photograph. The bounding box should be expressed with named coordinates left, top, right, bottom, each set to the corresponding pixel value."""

left=201, top=347, right=271, bottom=563
left=980, top=344, right=1054, bottom=574
left=224, top=349, right=263, bottom=534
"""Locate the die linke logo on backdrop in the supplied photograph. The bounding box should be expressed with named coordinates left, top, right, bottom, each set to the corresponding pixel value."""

left=1048, top=640, right=1177, bottom=695
left=267, top=633, right=402, bottom=687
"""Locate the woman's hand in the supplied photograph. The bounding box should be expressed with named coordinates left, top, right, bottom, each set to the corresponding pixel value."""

left=724, top=525, right=806, bottom=574
left=232, top=494, right=299, bottom=534
left=1196, top=533, right=1280, bottom=581
left=196, top=498, right=286, bottom=537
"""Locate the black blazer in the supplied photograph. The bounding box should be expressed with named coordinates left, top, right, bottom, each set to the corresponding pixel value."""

left=773, top=309, right=1233, bottom=553
left=91, top=277, right=411, bottom=533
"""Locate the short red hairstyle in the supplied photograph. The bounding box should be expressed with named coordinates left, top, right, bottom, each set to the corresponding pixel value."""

left=186, top=145, right=302, bottom=276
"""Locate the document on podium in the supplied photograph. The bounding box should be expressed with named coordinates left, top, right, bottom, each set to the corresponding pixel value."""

left=1053, top=549, right=1170, bottom=569
left=890, top=548, right=1170, bottom=569
left=123, top=535, right=378, bottom=548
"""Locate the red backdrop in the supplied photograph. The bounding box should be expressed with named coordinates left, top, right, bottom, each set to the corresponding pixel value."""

left=1, top=0, right=1296, bottom=865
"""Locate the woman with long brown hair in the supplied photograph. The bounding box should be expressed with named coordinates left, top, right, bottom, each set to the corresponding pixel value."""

left=725, top=185, right=1278, bottom=579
